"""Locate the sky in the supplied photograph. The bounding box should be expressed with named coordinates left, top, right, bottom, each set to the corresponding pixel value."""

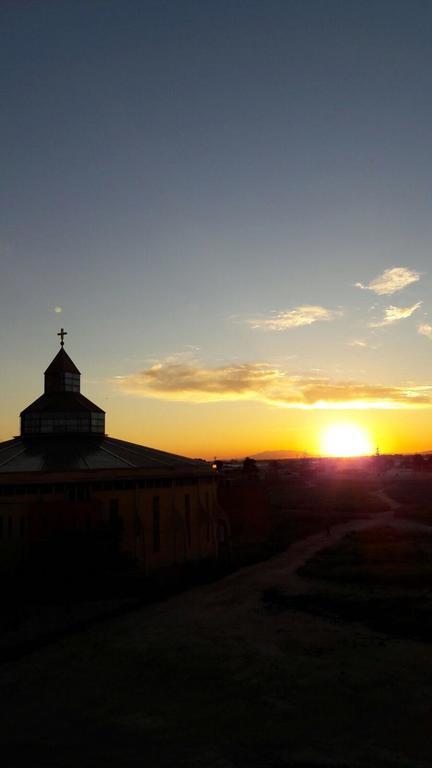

left=1, top=0, right=432, bottom=458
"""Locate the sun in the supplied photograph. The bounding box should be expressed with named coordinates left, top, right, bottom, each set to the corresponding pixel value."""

left=321, top=423, right=373, bottom=457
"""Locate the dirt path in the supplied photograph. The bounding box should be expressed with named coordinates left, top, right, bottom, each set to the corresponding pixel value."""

left=246, top=490, right=432, bottom=594
left=207, top=494, right=397, bottom=597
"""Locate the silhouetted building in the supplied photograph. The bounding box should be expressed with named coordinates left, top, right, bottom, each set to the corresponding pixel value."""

left=217, top=465, right=271, bottom=560
left=0, top=332, right=229, bottom=579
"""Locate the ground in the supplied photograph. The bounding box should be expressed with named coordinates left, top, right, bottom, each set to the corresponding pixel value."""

left=0, top=491, right=431, bottom=767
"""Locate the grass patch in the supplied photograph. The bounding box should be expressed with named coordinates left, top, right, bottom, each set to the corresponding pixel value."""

left=262, top=587, right=432, bottom=643
left=384, top=477, right=432, bottom=525
left=262, top=526, right=432, bottom=643
left=268, top=478, right=387, bottom=548
left=299, top=527, right=432, bottom=588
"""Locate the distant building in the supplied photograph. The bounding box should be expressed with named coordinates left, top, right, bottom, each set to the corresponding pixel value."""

left=0, top=332, right=229, bottom=578
left=217, top=462, right=271, bottom=557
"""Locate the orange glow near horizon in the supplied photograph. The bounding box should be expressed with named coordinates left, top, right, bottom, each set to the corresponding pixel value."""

left=320, top=422, right=374, bottom=457
left=94, top=399, right=432, bottom=460
left=1, top=392, right=427, bottom=460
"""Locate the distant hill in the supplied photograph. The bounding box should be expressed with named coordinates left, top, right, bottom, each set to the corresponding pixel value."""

left=249, top=450, right=304, bottom=460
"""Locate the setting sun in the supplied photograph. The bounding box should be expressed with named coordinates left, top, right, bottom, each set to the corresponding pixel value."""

left=321, top=423, right=374, bottom=457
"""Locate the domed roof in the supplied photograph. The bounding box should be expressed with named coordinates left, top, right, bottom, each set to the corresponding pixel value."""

left=21, top=392, right=104, bottom=416
left=0, top=436, right=208, bottom=474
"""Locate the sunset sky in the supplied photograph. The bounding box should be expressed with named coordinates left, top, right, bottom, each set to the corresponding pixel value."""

left=1, top=0, right=432, bottom=458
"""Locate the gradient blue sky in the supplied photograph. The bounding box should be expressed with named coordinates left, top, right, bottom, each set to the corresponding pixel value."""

left=1, top=0, right=432, bottom=456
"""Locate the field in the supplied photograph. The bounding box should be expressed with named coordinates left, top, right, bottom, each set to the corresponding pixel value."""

left=267, top=475, right=386, bottom=546
left=297, top=525, right=432, bottom=642
left=384, top=475, right=432, bottom=526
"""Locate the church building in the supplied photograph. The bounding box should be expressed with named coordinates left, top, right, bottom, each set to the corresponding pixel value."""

left=0, top=331, right=229, bottom=577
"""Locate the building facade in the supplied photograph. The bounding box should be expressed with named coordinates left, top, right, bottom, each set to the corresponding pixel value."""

left=0, top=334, right=229, bottom=578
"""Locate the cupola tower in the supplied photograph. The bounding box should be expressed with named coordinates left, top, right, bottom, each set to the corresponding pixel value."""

left=20, top=331, right=105, bottom=436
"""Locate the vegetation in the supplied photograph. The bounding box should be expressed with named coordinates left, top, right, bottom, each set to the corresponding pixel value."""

left=295, top=526, right=432, bottom=643
left=384, top=476, right=432, bottom=524
left=300, top=526, right=432, bottom=587
left=267, top=476, right=386, bottom=547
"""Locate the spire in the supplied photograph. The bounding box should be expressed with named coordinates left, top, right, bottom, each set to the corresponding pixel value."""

left=44, top=332, right=81, bottom=393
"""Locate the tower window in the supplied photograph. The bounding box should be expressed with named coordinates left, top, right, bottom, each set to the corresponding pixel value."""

left=91, top=413, right=105, bottom=432
left=62, top=373, right=80, bottom=392
left=21, top=412, right=105, bottom=435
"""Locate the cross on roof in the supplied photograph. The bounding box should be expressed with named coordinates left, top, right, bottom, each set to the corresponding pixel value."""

left=57, top=328, right=67, bottom=347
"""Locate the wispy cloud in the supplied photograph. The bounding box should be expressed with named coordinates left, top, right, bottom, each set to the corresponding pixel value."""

left=418, top=323, right=432, bottom=340
left=117, top=358, right=432, bottom=410
left=355, top=267, right=420, bottom=295
left=370, top=301, right=422, bottom=328
left=347, top=339, right=380, bottom=350
left=248, top=305, right=341, bottom=331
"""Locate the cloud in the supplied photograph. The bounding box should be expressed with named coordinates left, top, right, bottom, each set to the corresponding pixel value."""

left=347, top=339, right=380, bottom=350
left=418, top=323, right=432, bottom=340
left=122, top=361, right=283, bottom=401
left=355, top=267, right=420, bottom=295
left=249, top=305, right=341, bottom=331
left=280, top=380, right=432, bottom=409
left=370, top=301, right=422, bottom=328
left=117, top=358, right=432, bottom=410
